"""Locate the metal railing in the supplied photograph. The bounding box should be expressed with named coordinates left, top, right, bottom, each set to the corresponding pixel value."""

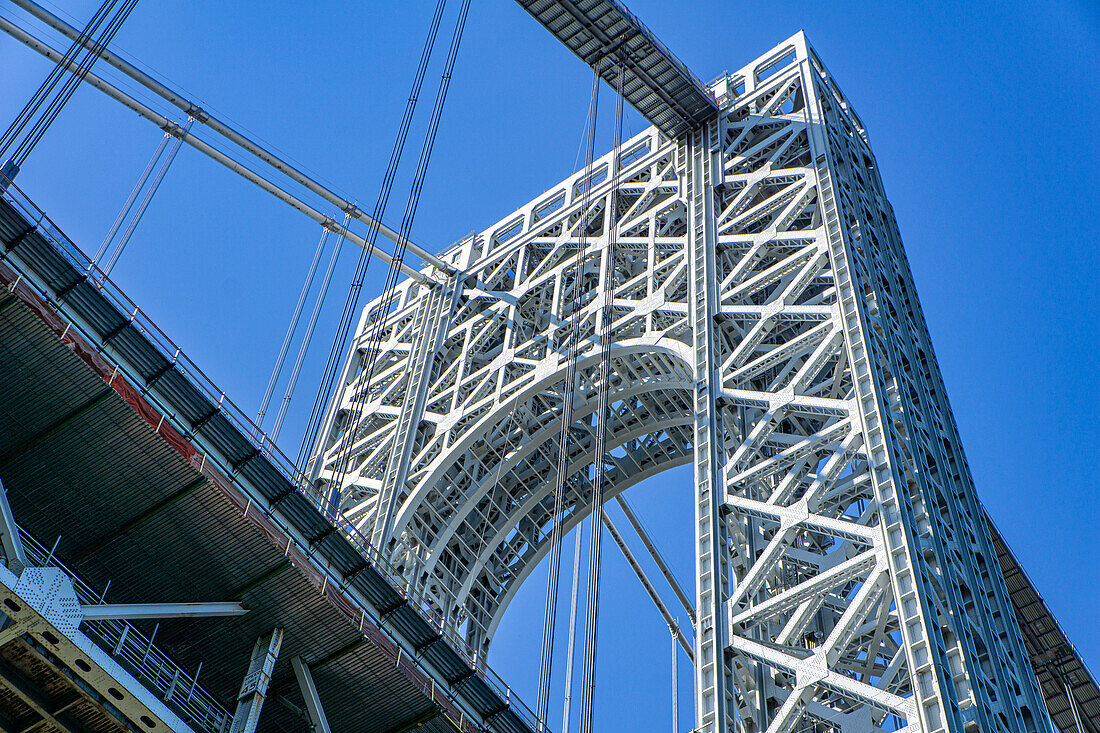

left=18, top=529, right=232, bottom=733
left=0, top=175, right=544, bottom=733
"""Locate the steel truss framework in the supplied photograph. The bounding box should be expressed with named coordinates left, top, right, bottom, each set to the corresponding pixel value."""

left=310, top=34, right=1054, bottom=733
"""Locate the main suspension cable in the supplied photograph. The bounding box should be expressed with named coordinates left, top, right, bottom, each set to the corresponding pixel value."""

left=536, top=61, right=601, bottom=727
left=578, top=55, right=626, bottom=733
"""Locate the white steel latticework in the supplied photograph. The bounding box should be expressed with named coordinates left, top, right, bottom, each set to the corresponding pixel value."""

left=309, top=34, right=1053, bottom=733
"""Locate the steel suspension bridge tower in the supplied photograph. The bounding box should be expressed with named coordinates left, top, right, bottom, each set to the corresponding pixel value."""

left=0, top=2, right=1094, bottom=733
left=310, top=21, right=1057, bottom=733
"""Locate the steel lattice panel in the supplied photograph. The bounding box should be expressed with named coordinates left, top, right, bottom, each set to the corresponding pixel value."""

left=313, top=31, right=1086, bottom=733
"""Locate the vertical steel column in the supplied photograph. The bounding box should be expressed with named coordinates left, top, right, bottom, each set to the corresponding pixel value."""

left=802, top=56, right=957, bottom=733
left=229, top=628, right=283, bottom=733
left=372, top=276, right=459, bottom=549
left=684, top=121, right=734, bottom=733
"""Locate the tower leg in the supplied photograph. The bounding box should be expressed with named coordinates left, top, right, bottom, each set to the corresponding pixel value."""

left=686, top=122, right=735, bottom=733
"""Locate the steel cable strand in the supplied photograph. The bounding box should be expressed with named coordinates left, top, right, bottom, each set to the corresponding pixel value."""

left=92, top=130, right=169, bottom=266
left=578, top=58, right=626, bottom=733
left=99, top=113, right=190, bottom=278
left=671, top=625, right=679, bottom=733
left=295, top=0, right=449, bottom=477
left=0, top=0, right=116, bottom=158
left=271, top=213, right=353, bottom=449
left=11, top=0, right=139, bottom=169
left=561, top=520, right=585, bottom=733
left=561, top=84, right=610, bottom=733
left=15, top=0, right=137, bottom=161
left=256, top=226, right=332, bottom=431
left=334, top=0, right=472, bottom=549
left=537, top=61, right=602, bottom=728
left=296, top=1, right=448, bottom=480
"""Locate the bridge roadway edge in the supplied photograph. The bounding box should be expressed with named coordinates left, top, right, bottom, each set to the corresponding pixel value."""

left=0, top=190, right=541, bottom=733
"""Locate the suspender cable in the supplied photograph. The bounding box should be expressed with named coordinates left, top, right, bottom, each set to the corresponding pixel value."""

left=671, top=625, right=679, bottom=733
left=537, top=61, right=601, bottom=727
left=561, top=522, right=584, bottom=733
left=0, top=0, right=138, bottom=185
left=93, top=131, right=170, bottom=265
left=258, top=225, right=332, bottom=430
left=272, top=213, right=350, bottom=448
left=295, top=0, right=449, bottom=476
left=354, top=0, right=473, bottom=544
left=1, top=0, right=112, bottom=160
left=100, top=117, right=192, bottom=278
left=321, top=0, right=471, bottom=538
left=579, top=57, right=626, bottom=733
left=9, top=0, right=134, bottom=165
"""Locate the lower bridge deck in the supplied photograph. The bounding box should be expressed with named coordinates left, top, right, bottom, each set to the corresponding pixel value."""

left=0, top=185, right=540, bottom=733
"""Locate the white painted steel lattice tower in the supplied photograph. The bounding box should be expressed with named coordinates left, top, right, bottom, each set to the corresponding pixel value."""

left=309, top=34, right=1054, bottom=733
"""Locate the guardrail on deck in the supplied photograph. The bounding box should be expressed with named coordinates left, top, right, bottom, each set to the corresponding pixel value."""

left=19, top=529, right=232, bottom=733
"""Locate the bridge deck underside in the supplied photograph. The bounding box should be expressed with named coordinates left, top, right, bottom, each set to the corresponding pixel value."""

left=0, top=635, right=133, bottom=733
left=989, top=524, right=1100, bottom=733
left=0, top=286, right=457, bottom=733
left=514, top=0, right=718, bottom=137
left=0, top=190, right=546, bottom=733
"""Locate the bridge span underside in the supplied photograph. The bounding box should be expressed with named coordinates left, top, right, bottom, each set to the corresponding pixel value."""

left=310, top=33, right=1088, bottom=733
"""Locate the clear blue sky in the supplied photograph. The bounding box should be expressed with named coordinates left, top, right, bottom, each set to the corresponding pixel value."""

left=1, top=1, right=1097, bottom=729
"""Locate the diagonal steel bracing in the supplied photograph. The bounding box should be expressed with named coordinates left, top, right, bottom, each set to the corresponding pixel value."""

left=309, top=32, right=1055, bottom=733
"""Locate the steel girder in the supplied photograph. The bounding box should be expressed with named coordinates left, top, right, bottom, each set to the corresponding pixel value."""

left=310, top=33, right=1053, bottom=733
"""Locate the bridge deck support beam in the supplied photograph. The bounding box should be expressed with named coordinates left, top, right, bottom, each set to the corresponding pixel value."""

left=0, top=477, right=25, bottom=574
left=81, top=602, right=248, bottom=621
left=292, top=656, right=332, bottom=733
